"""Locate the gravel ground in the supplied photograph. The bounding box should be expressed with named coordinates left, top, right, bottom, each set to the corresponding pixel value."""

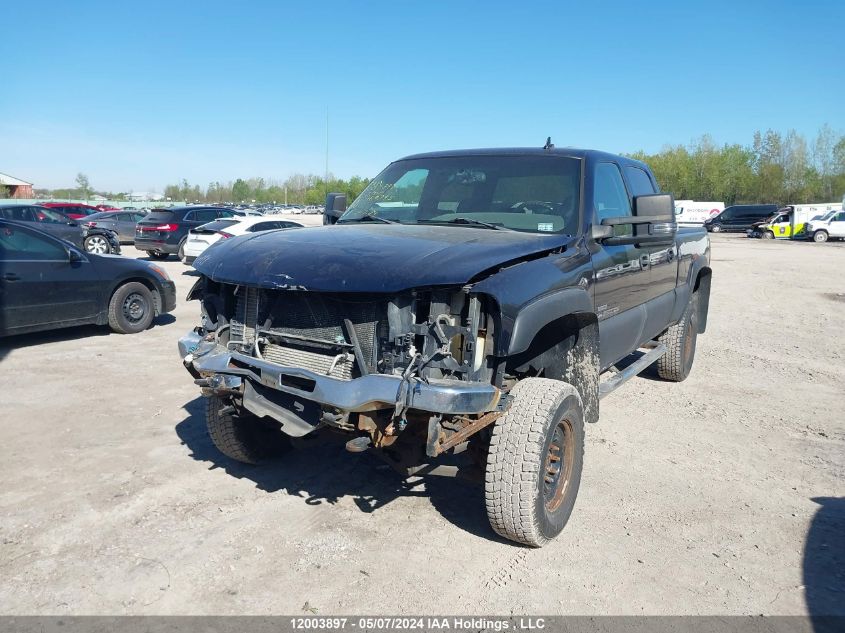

left=1, top=228, right=842, bottom=616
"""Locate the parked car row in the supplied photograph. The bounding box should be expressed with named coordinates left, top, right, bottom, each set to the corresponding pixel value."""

left=703, top=203, right=844, bottom=244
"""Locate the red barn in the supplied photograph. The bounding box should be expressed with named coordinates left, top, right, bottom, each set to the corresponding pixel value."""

left=0, top=172, right=34, bottom=199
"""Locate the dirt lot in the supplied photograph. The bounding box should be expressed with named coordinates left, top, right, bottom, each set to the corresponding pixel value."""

left=1, top=229, right=842, bottom=616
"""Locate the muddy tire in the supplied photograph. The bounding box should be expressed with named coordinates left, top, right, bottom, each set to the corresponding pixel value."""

left=108, top=282, right=154, bottom=334
left=485, top=378, right=585, bottom=547
left=657, top=291, right=699, bottom=382
left=205, top=395, right=290, bottom=464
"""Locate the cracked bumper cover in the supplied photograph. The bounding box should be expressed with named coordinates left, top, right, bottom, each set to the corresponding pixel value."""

left=178, top=331, right=501, bottom=418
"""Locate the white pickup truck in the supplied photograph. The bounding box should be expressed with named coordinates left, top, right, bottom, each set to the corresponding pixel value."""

left=806, top=209, right=845, bottom=242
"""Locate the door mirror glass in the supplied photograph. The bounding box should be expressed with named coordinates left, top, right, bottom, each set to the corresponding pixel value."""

left=632, top=193, right=675, bottom=220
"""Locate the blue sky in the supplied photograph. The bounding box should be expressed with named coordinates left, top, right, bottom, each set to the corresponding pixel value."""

left=2, top=0, right=843, bottom=191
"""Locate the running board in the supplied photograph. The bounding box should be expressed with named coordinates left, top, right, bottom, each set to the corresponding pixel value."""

left=598, top=341, right=667, bottom=400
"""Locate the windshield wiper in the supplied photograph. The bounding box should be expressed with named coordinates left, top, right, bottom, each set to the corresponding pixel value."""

left=338, top=215, right=400, bottom=225
left=422, top=217, right=509, bottom=230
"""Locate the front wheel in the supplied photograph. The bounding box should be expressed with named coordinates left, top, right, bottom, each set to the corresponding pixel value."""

left=709, top=223, right=722, bottom=233
left=762, top=230, right=775, bottom=239
left=84, top=234, right=112, bottom=254
left=108, top=282, right=155, bottom=334
left=205, top=395, right=290, bottom=464
left=813, top=230, right=829, bottom=243
left=485, top=378, right=585, bottom=547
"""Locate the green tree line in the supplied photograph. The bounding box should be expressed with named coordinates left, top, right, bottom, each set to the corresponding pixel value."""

left=163, top=174, right=371, bottom=205
left=629, top=125, right=845, bottom=205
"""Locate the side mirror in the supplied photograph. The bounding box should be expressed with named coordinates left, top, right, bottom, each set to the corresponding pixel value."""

left=591, top=224, right=614, bottom=241
left=68, top=220, right=78, bottom=227
left=324, top=192, right=347, bottom=225
left=68, top=248, right=83, bottom=263
left=633, top=193, right=675, bottom=218
left=593, top=194, right=677, bottom=246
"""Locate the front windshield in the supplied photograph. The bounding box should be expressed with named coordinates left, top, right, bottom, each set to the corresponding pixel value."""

left=340, top=155, right=581, bottom=234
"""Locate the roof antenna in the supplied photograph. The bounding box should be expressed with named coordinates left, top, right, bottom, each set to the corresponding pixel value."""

left=543, top=136, right=554, bottom=150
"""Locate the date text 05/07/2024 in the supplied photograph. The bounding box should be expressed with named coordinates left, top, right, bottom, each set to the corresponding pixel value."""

left=289, top=617, right=547, bottom=631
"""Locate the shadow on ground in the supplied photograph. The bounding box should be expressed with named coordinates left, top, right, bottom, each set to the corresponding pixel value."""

left=0, top=314, right=175, bottom=362
left=804, top=497, right=845, bottom=628
left=174, top=397, right=501, bottom=543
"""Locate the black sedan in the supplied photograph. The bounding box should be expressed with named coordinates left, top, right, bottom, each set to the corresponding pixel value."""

left=0, top=220, right=176, bottom=337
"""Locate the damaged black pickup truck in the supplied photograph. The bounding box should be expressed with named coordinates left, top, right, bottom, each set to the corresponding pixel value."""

left=179, top=147, right=711, bottom=547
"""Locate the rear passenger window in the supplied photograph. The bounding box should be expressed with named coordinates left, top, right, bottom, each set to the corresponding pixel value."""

left=192, top=210, right=217, bottom=222
left=248, top=222, right=279, bottom=232
left=2, top=207, right=36, bottom=221
left=624, top=167, right=656, bottom=196
left=593, top=163, right=632, bottom=237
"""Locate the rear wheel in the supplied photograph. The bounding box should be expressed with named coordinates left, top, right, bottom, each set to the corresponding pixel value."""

left=178, top=239, right=187, bottom=261
left=205, top=395, right=290, bottom=464
left=813, top=230, right=829, bottom=243
left=485, top=378, right=585, bottom=547
left=108, top=282, right=154, bottom=334
left=148, top=250, right=170, bottom=260
left=657, top=291, right=699, bottom=382
left=84, top=234, right=111, bottom=254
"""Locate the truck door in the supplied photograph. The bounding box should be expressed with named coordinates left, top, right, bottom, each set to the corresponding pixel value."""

left=622, top=166, right=678, bottom=338
left=830, top=211, right=845, bottom=238
left=764, top=213, right=790, bottom=238
left=591, top=162, right=651, bottom=369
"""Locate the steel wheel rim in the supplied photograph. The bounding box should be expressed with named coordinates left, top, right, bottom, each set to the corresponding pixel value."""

left=122, top=292, right=147, bottom=324
left=87, top=236, right=108, bottom=254
left=543, top=418, right=575, bottom=512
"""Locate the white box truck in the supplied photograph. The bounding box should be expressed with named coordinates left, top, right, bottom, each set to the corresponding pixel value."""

left=674, top=200, right=725, bottom=226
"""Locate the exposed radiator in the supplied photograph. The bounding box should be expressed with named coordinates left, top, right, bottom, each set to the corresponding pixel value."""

left=262, top=342, right=353, bottom=380
left=231, top=287, right=259, bottom=346
left=229, top=286, right=386, bottom=380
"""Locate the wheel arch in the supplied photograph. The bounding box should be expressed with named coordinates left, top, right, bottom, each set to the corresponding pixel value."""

left=693, top=266, right=712, bottom=333
left=507, top=310, right=600, bottom=424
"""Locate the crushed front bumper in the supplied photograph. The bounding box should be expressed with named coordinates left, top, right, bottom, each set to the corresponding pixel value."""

left=178, top=331, right=502, bottom=434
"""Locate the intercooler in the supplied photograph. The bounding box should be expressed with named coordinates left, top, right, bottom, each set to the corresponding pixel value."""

left=229, top=287, right=386, bottom=380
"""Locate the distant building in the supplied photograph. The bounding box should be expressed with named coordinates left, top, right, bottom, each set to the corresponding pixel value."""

left=0, top=172, right=34, bottom=199
left=127, top=191, right=165, bottom=201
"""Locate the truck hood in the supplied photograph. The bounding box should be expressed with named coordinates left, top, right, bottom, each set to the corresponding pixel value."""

left=193, top=223, right=573, bottom=293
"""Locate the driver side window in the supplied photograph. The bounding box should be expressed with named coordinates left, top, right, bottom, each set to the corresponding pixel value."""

left=0, top=224, right=67, bottom=261
left=594, top=163, right=632, bottom=236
